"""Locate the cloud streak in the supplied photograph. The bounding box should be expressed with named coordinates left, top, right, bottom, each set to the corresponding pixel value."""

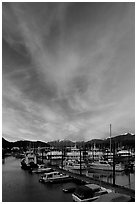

left=2, top=2, right=135, bottom=142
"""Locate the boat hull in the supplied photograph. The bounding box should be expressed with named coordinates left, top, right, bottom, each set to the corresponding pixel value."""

left=71, top=167, right=86, bottom=170
left=88, top=166, right=124, bottom=172
left=88, top=162, right=124, bottom=172
left=72, top=194, right=102, bottom=202
left=31, top=168, right=52, bottom=174
left=21, top=161, right=38, bottom=170
left=21, top=163, right=31, bottom=170
left=39, top=176, right=72, bottom=183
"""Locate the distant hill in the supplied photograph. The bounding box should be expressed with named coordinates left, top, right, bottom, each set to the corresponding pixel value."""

left=2, top=138, right=14, bottom=149
left=109, top=133, right=134, bottom=140
left=85, top=133, right=135, bottom=149
left=47, top=140, right=75, bottom=148
left=47, top=133, right=135, bottom=149
left=2, top=133, right=135, bottom=150
left=2, top=138, right=50, bottom=150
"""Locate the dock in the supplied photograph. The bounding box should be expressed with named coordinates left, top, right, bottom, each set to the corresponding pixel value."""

left=51, top=166, right=135, bottom=198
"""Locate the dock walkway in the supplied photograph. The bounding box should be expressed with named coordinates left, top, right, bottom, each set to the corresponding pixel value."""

left=52, top=166, right=135, bottom=198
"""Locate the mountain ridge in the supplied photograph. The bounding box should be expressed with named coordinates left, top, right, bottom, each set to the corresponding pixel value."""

left=2, top=133, right=135, bottom=149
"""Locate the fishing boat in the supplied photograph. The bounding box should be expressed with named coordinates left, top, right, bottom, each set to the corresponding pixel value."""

left=21, top=151, right=37, bottom=170
left=89, top=160, right=124, bottom=172
left=72, top=183, right=112, bottom=202
left=39, top=171, right=71, bottom=183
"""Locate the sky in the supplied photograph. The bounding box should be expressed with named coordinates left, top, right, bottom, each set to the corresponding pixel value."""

left=2, top=2, right=135, bottom=142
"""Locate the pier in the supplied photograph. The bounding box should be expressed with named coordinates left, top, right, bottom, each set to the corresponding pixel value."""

left=51, top=166, right=135, bottom=198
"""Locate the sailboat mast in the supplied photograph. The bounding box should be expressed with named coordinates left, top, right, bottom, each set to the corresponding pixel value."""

left=110, top=124, right=111, bottom=156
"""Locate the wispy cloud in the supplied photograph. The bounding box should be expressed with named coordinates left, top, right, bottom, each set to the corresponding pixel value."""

left=2, top=2, right=135, bottom=142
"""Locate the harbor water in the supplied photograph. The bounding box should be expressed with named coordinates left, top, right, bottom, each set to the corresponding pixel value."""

left=2, top=156, right=135, bottom=202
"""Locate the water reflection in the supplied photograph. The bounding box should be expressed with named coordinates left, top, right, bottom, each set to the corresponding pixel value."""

left=2, top=156, right=135, bottom=202
left=68, top=168, right=135, bottom=190
left=2, top=157, right=78, bottom=202
left=2, top=158, right=5, bottom=164
left=87, top=170, right=135, bottom=190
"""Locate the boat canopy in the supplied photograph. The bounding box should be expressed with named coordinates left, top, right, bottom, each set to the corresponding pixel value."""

left=74, top=184, right=101, bottom=200
left=94, top=192, right=134, bottom=202
left=85, top=184, right=101, bottom=192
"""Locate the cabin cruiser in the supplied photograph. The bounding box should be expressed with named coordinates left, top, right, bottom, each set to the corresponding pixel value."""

left=39, top=171, right=71, bottom=183
left=21, top=151, right=37, bottom=170
left=72, top=183, right=112, bottom=202
left=89, top=160, right=124, bottom=172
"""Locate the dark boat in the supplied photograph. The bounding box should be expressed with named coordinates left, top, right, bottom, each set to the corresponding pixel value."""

left=72, top=183, right=112, bottom=202
left=21, top=151, right=38, bottom=170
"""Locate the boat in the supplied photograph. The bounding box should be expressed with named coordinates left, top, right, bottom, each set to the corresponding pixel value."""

left=64, top=159, right=86, bottom=171
left=71, top=163, right=86, bottom=170
left=39, top=171, right=71, bottom=183
left=94, top=192, right=135, bottom=202
left=89, top=160, right=124, bottom=172
left=72, top=183, right=112, bottom=202
left=30, top=165, right=53, bottom=174
left=117, top=150, right=132, bottom=157
left=21, top=151, right=38, bottom=170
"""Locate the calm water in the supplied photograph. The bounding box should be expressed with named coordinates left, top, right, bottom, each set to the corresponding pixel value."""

left=87, top=171, right=135, bottom=190
left=68, top=169, right=135, bottom=190
left=2, top=157, right=77, bottom=202
left=2, top=156, right=135, bottom=202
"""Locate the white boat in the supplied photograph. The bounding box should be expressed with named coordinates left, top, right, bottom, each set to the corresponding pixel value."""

left=117, top=150, right=132, bottom=157
left=31, top=165, right=52, bottom=174
left=64, top=159, right=86, bottom=171
left=71, top=163, right=86, bottom=170
left=89, top=161, right=124, bottom=172
left=72, top=183, right=112, bottom=202
left=39, top=171, right=71, bottom=183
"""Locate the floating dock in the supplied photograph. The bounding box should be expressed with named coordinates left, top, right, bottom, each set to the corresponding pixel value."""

left=51, top=166, right=135, bottom=199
